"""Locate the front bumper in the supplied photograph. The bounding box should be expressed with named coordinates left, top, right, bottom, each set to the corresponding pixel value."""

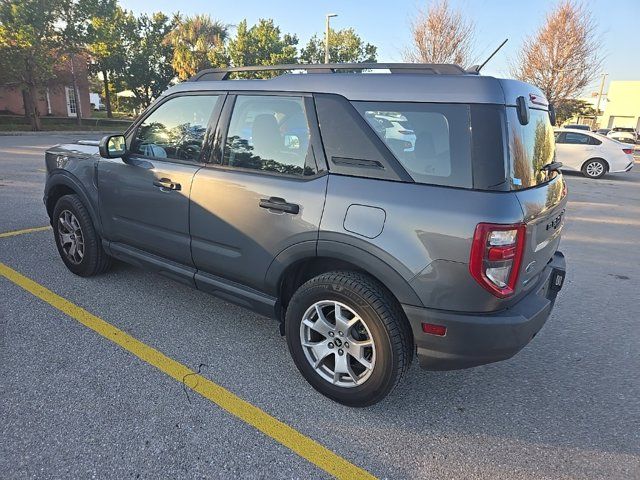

left=404, top=251, right=566, bottom=370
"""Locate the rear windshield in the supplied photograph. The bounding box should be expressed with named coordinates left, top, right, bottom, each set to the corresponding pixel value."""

left=507, top=107, right=557, bottom=190
left=352, top=102, right=473, bottom=188
left=613, top=127, right=635, bottom=132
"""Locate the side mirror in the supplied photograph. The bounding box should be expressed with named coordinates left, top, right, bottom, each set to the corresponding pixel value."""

left=548, top=104, right=557, bottom=126
left=516, top=96, right=530, bottom=125
left=99, top=134, right=127, bottom=158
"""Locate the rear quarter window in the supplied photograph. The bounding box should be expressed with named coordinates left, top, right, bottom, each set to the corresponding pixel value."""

left=352, top=102, right=473, bottom=188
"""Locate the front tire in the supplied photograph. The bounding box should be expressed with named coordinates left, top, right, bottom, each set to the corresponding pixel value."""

left=52, top=194, right=112, bottom=277
left=285, top=271, right=413, bottom=407
left=582, top=158, right=607, bottom=178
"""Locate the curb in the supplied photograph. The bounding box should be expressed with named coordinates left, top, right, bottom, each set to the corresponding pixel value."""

left=0, top=130, right=122, bottom=136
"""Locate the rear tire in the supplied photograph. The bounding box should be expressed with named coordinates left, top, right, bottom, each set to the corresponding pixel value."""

left=52, top=194, right=112, bottom=277
left=582, top=158, right=607, bottom=178
left=285, top=271, right=413, bottom=407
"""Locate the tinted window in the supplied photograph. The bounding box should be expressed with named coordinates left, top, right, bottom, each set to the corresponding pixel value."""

left=564, top=124, right=590, bottom=131
left=132, top=95, right=219, bottom=161
left=353, top=102, right=472, bottom=187
left=563, top=132, right=590, bottom=144
left=314, top=94, right=411, bottom=182
left=223, top=95, right=313, bottom=176
left=507, top=107, right=556, bottom=190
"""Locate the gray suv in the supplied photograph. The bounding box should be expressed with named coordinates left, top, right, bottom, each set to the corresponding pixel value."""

left=44, top=63, right=567, bottom=406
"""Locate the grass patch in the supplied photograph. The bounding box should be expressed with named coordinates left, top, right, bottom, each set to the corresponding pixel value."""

left=91, top=110, right=136, bottom=121
left=0, top=115, right=132, bottom=132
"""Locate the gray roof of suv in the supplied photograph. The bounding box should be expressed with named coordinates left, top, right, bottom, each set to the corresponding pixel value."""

left=164, top=73, right=511, bottom=104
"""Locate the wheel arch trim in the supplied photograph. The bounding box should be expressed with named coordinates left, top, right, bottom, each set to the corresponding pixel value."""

left=45, top=172, right=102, bottom=235
left=265, top=239, right=423, bottom=307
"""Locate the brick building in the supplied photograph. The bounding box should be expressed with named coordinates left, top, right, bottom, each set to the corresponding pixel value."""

left=0, top=55, right=92, bottom=118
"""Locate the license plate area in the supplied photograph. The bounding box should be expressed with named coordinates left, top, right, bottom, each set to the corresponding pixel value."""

left=549, top=268, right=565, bottom=293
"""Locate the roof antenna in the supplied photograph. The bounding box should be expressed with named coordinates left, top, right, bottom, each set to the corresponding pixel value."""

left=466, top=38, right=508, bottom=74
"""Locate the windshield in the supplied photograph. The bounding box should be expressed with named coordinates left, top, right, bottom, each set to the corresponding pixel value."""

left=507, top=108, right=557, bottom=190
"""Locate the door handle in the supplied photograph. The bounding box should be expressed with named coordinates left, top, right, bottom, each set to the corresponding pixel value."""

left=259, top=197, right=300, bottom=214
left=153, top=178, right=181, bottom=191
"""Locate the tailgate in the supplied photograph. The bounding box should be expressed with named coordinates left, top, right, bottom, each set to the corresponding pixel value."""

left=513, top=174, right=567, bottom=294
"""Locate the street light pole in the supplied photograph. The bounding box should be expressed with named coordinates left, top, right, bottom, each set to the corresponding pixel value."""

left=594, top=72, right=608, bottom=129
left=325, top=13, right=337, bottom=64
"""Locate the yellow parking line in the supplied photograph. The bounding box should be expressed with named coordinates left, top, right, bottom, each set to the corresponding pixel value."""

left=0, top=225, right=51, bottom=238
left=0, top=261, right=376, bottom=480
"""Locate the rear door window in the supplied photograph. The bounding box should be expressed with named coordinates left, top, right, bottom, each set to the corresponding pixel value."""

left=352, top=102, right=472, bottom=188
left=222, top=95, right=314, bottom=176
left=563, top=132, right=590, bottom=144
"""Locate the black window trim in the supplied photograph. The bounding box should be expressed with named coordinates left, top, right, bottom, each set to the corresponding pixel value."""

left=205, top=91, right=328, bottom=181
left=314, top=93, right=414, bottom=183
left=124, top=91, right=227, bottom=167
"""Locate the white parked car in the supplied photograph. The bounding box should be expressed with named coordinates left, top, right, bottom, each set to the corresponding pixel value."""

left=554, top=128, right=635, bottom=178
left=607, top=127, right=638, bottom=144
left=371, top=114, right=416, bottom=152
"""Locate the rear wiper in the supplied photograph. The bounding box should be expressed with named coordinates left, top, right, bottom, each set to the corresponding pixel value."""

left=541, top=161, right=563, bottom=172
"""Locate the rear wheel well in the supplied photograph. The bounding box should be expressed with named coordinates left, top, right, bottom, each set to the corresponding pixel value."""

left=279, top=258, right=359, bottom=315
left=46, top=184, right=77, bottom=222
left=277, top=257, right=411, bottom=338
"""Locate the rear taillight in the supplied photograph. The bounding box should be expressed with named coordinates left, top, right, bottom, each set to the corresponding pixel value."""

left=623, top=148, right=633, bottom=154
left=470, top=223, right=526, bottom=298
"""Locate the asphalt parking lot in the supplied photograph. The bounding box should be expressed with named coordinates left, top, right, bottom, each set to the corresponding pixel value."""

left=1, top=134, right=639, bottom=479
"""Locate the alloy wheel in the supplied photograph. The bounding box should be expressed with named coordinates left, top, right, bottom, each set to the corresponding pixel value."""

left=586, top=161, right=604, bottom=177
left=57, top=210, right=85, bottom=264
left=299, top=300, right=376, bottom=388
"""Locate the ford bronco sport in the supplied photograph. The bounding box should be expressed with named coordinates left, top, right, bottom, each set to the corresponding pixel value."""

left=44, top=63, right=567, bottom=406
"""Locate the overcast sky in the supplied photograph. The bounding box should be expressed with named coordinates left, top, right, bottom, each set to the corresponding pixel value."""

left=120, top=0, right=639, bottom=93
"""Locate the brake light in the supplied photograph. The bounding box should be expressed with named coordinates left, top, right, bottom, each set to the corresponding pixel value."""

left=469, top=223, right=526, bottom=298
left=623, top=148, right=633, bottom=154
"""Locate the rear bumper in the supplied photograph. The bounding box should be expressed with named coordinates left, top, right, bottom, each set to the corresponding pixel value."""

left=404, top=251, right=566, bottom=370
left=611, top=158, right=634, bottom=173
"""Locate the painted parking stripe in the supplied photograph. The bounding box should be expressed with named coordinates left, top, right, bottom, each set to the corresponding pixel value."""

left=0, top=225, right=51, bottom=238
left=0, top=262, right=376, bottom=480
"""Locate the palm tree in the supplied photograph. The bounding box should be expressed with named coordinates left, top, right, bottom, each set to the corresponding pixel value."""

left=164, top=14, right=228, bottom=81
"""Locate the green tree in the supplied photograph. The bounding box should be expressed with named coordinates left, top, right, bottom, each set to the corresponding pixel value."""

left=58, top=0, right=110, bottom=125
left=0, top=0, right=62, bottom=131
left=300, top=28, right=377, bottom=64
left=164, top=14, right=228, bottom=81
left=122, top=12, right=176, bottom=108
left=87, top=2, right=135, bottom=117
left=226, top=19, right=298, bottom=78
left=555, top=98, right=597, bottom=125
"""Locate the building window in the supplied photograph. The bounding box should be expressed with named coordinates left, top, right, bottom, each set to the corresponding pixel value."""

left=65, top=86, right=77, bottom=117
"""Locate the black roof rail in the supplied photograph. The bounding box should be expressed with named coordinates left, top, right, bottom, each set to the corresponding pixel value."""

left=190, top=63, right=471, bottom=81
